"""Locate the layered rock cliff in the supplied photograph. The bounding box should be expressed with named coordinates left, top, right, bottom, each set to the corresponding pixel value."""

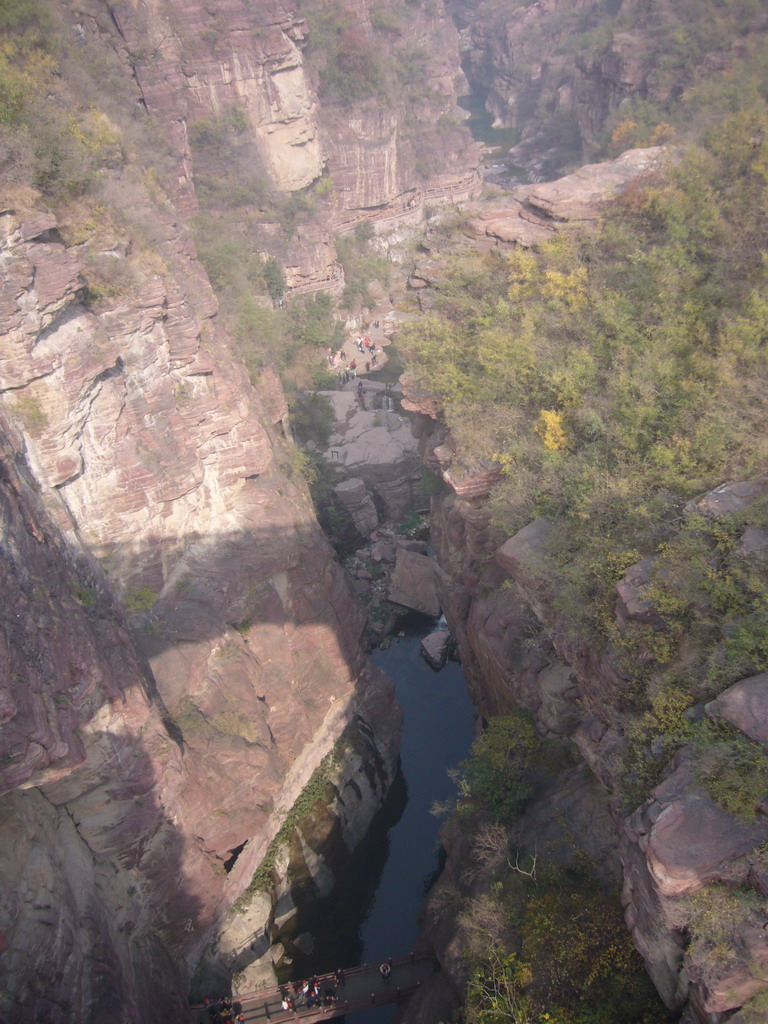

left=412, top=470, right=768, bottom=1022
left=449, top=0, right=768, bottom=178
left=0, top=179, right=402, bottom=1020
left=0, top=0, right=441, bottom=1015
left=74, top=0, right=480, bottom=290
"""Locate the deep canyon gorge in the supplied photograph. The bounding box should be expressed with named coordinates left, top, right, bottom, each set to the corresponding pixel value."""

left=2, top=1, right=768, bottom=1023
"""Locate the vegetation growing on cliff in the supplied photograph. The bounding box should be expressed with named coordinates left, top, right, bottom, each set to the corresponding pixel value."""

left=402, top=103, right=768, bottom=702
left=0, top=1, right=104, bottom=199
left=335, top=222, right=392, bottom=313
left=452, top=719, right=667, bottom=1023
left=296, top=0, right=442, bottom=107
left=406, top=89, right=768, bottom=1022
left=455, top=712, right=541, bottom=824
left=232, top=719, right=372, bottom=909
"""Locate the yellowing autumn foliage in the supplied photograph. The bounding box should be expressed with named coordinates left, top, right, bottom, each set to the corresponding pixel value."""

left=536, top=410, right=568, bottom=451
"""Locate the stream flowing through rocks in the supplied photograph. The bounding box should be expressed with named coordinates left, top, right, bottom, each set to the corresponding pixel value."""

left=277, top=612, right=475, bottom=1024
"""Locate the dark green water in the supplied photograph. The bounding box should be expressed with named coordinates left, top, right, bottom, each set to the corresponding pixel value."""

left=367, top=341, right=404, bottom=385
left=457, top=89, right=518, bottom=152
left=280, top=614, right=475, bottom=1024
left=457, top=87, right=530, bottom=185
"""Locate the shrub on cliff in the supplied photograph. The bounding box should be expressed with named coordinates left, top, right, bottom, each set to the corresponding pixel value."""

left=286, top=292, right=345, bottom=351
left=694, top=725, right=768, bottom=821
left=456, top=712, right=541, bottom=823
left=298, top=0, right=387, bottom=105
left=335, top=229, right=391, bottom=312
left=402, top=103, right=768, bottom=683
left=189, top=106, right=271, bottom=210
left=520, top=873, right=663, bottom=1023
left=460, top=866, right=670, bottom=1024
left=674, top=883, right=765, bottom=974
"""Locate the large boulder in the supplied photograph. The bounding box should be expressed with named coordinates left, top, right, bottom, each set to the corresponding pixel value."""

left=523, top=147, right=667, bottom=222
left=334, top=477, right=379, bottom=538
left=420, top=628, right=452, bottom=670
left=685, top=480, right=763, bottom=519
left=706, top=674, right=768, bottom=748
left=495, top=518, right=554, bottom=580
left=388, top=549, right=440, bottom=617
left=628, top=757, right=768, bottom=898
left=615, top=556, right=667, bottom=631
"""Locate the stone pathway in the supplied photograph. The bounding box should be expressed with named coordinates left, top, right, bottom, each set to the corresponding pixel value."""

left=325, top=307, right=412, bottom=385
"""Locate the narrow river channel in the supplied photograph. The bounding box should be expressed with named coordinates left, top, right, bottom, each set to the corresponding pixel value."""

left=280, top=613, right=475, bottom=1024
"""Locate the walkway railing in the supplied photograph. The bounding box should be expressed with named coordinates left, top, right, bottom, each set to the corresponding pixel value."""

left=190, top=952, right=436, bottom=1024
left=286, top=263, right=346, bottom=299
left=283, top=170, right=481, bottom=300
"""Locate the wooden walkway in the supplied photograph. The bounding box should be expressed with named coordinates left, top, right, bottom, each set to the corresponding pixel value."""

left=191, top=953, right=436, bottom=1024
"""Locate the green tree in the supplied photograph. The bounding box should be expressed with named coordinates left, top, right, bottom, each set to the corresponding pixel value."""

left=457, top=712, right=540, bottom=823
left=263, top=256, right=285, bottom=302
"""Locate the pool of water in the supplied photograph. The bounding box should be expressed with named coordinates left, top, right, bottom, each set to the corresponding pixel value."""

left=457, top=87, right=530, bottom=186
left=457, top=89, right=518, bottom=153
left=280, top=614, right=475, bottom=1024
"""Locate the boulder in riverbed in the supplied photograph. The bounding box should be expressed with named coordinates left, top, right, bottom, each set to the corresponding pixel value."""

left=420, top=629, right=452, bottom=670
left=388, top=549, right=440, bottom=617
left=334, top=477, right=378, bottom=537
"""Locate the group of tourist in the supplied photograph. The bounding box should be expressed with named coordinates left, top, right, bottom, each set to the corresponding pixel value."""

left=326, top=321, right=384, bottom=388
left=203, top=995, right=244, bottom=1022
left=202, top=960, right=398, bottom=1023
left=328, top=340, right=379, bottom=372
left=280, top=970, right=345, bottom=1014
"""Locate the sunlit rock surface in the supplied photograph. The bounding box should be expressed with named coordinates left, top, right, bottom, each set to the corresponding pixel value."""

left=323, top=387, right=425, bottom=521
left=0, top=194, right=398, bottom=1020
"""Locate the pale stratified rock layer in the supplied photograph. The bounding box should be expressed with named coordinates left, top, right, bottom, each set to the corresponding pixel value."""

left=0, top=196, right=398, bottom=1020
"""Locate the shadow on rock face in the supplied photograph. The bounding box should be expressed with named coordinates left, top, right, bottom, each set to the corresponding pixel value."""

left=0, top=433, right=401, bottom=1024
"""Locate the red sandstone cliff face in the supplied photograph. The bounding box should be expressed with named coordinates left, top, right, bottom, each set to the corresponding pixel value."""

left=0, top=190, right=400, bottom=1019
left=68, top=0, right=479, bottom=287
left=0, top=11, right=407, bottom=1012
left=310, top=0, right=479, bottom=216
left=0, top=437, right=195, bottom=1022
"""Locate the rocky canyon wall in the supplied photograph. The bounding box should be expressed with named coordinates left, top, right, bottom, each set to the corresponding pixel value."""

left=403, top=408, right=768, bottom=1024
left=0, top=172, right=401, bottom=1022
left=74, top=0, right=481, bottom=289
left=449, top=0, right=768, bottom=179
left=423, top=475, right=768, bottom=1022
left=0, top=0, right=464, bottom=1014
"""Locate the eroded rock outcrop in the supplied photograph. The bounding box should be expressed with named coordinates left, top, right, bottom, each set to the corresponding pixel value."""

left=412, top=146, right=668, bottom=262
left=323, top=385, right=426, bottom=523
left=0, top=192, right=399, bottom=1019
left=0, top=436, right=195, bottom=1022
